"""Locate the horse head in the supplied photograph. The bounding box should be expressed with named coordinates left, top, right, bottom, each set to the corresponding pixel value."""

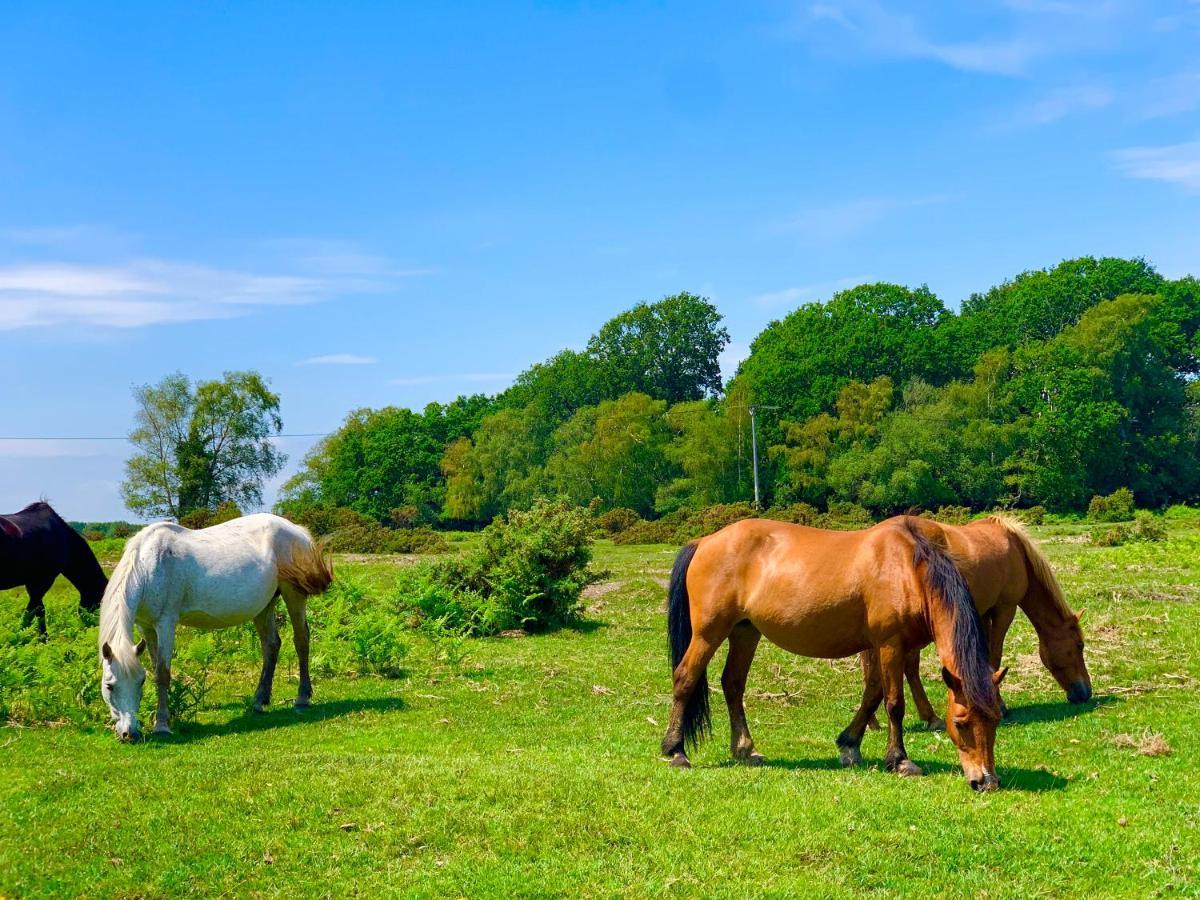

left=942, top=665, right=1007, bottom=792
left=1037, top=610, right=1092, bottom=704
left=100, top=640, right=147, bottom=742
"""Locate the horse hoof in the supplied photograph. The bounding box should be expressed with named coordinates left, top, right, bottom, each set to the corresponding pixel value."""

left=927, top=717, right=946, bottom=733
left=896, top=760, right=924, bottom=777
left=736, top=751, right=766, bottom=767
left=668, top=753, right=692, bottom=769
left=152, top=725, right=172, bottom=737
left=294, top=698, right=312, bottom=710
left=253, top=703, right=267, bottom=714
left=839, top=747, right=863, bottom=768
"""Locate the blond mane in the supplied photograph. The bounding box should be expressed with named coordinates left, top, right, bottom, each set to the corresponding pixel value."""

left=984, top=514, right=1073, bottom=618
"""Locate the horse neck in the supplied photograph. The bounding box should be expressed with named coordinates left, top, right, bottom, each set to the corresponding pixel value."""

left=63, top=529, right=107, bottom=600
left=1018, top=580, right=1070, bottom=636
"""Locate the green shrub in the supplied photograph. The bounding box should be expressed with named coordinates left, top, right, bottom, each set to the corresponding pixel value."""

left=389, top=505, right=424, bottom=529
left=396, top=499, right=597, bottom=636
left=179, top=501, right=243, bottom=530
left=1090, top=511, right=1167, bottom=547
left=925, top=505, right=972, bottom=525
left=822, top=502, right=873, bottom=530
left=306, top=579, right=409, bottom=677
left=595, top=507, right=641, bottom=536
left=1088, top=488, right=1136, bottom=523
left=1019, top=505, right=1047, bottom=525
left=764, top=502, right=821, bottom=525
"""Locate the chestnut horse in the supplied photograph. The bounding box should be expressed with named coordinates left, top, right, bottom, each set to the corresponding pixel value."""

left=855, top=514, right=1089, bottom=734
left=662, top=516, right=1007, bottom=791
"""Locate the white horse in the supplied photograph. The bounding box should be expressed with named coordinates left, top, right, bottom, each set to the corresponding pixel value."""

left=99, top=513, right=333, bottom=740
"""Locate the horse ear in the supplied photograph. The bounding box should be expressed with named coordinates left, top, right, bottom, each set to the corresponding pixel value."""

left=102, top=642, right=113, bottom=662
left=993, top=666, right=1009, bottom=687
left=1075, top=609, right=1086, bottom=624
left=135, top=639, right=147, bottom=656
left=0, top=516, right=19, bottom=539
left=941, top=667, right=962, bottom=692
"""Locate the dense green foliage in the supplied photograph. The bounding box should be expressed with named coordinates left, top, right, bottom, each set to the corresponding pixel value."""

left=278, top=258, right=1200, bottom=532
left=123, top=371, right=286, bottom=520
left=401, top=499, right=597, bottom=636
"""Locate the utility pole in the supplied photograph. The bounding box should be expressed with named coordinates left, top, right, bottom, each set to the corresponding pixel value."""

left=748, top=405, right=779, bottom=510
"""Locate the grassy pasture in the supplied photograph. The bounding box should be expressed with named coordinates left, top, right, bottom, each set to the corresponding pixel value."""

left=2, top=526, right=1198, bottom=897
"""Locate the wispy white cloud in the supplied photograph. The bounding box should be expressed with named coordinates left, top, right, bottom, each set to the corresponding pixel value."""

left=0, top=234, right=424, bottom=331
left=995, top=83, right=1114, bottom=130
left=799, top=1, right=1043, bottom=76
left=389, top=373, right=513, bottom=387
left=1137, top=69, right=1200, bottom=119
left=775, top=195, right=951, bottom=241
left=747, top=276, right=869, bottom=309
left=298, top=353, right=378, bottom=366
left=1111, top=140, right=1200, bottom=190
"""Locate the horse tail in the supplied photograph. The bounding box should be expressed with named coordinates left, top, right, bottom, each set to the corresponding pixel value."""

left=278, top=535, right=334, bottom=597
left=987, top=514, right=1074, bottom=618
left=668, top=541, right=710, bottom=749
left=903, top=519, right=998, bottom=715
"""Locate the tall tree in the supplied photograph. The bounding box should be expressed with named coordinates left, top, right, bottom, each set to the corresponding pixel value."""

left=123, top=371, right=285, bottom=519
left=587, top=292, right=730, bottom=403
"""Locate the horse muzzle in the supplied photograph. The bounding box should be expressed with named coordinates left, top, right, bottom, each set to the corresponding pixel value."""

left=1067, top=681, right=1092, bottom=704
left=969, top=773, right=1000, bottom=792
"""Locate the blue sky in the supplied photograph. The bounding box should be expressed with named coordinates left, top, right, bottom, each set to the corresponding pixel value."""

left=1, top=0, right=1197, bottom=520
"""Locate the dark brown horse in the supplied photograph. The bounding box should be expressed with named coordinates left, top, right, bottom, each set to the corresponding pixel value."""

left=662, top=516, right=1007, bottom=791
left=0, top=501, right=107, bottom=636
left=854, top=514, right=1089, bottom=734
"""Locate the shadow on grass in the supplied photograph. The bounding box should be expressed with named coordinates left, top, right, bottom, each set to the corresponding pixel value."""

left=1003, top=694, right=1118, bottom=726
left=710, top=756, right=1068, bottom=791
left=154, top=695, right=408, bottom=744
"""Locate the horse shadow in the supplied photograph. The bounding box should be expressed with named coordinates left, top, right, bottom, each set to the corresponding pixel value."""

left=153, top=695, right=408, bottom=744
left=713, top=755, right=1068, bottom=792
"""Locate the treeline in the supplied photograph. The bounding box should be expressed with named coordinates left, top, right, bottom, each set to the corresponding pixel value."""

left=277, top=257, right=1200, bottom=527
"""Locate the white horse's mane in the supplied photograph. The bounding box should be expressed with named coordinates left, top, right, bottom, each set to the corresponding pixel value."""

left=98, top=524, right=167, bottom=667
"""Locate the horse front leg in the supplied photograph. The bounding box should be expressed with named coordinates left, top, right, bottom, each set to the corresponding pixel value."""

left=988, top=606, right=1017, bottom=718
left=252, top=601, right=282, bottom=713
left=151, top=624, right=175, bottom=736
left=837, top=651, right=883, bottom=767
left=20, top=578, right=52, bottom=640
left=880, top=642, right=922, bottom=777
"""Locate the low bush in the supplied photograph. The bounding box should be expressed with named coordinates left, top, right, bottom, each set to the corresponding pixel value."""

left=924, top=505, right=972, bottom=525
left=1090, top=512, right=1168, bottom=547
left=179, top=501, right=243, bottom=530
left=1088, top=488, right=1136, bottom=523
left=395, top=499, right=598, bottom=636
left=1018, top=505, right=1047, bottom=525
left=763, top=502, right=822, bottom=525
left=595, top=507, right=641, bottom=536
left=285, top=505, right=449, bottom=554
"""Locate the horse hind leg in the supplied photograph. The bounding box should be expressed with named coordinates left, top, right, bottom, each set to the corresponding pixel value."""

left=281, top=586, right=312, bottom=709
left=905, top=649, right=944, bottom=731
left=252, top=599, right=282, bottom=713
left=661, top=626, right=727, bottom=769
left=722, top=622, right=764, bottom=765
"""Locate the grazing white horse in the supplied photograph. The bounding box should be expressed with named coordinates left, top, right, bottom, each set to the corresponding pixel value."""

left=99, top=513, right=333, bottom=741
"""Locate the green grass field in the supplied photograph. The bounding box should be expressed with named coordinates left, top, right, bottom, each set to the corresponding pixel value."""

left=2, top=524, right=1199, bottom=897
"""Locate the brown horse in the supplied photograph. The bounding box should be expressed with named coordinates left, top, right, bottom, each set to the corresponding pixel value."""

left=662, top=516, right=1007, bottom=791
left=854, top=514, right=1089, bottom=734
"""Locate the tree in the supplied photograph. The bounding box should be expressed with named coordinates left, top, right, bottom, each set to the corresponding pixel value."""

left=122, top=371, right=285, bottom=520
left=587, top=292, right=730, bottom=403
left=735, top=282, right=951, bottom=425
left=546, top=392, right=673, bottom=515
left=947, top=257, right=1164, bottom=369
left=441, top=405, right=547, bottom=521
left=658, top=390, right=751, bottom=514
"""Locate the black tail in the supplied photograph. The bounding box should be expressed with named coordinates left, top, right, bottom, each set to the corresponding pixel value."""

left=904, top=519, right=998, bottom=714
left=667, top=542, right=710, bottom=749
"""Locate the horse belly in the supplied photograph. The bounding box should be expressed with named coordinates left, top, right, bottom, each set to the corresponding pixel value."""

left=749, top=601, right=869, bottom=660
left=177, top=567, right=276, bottom=629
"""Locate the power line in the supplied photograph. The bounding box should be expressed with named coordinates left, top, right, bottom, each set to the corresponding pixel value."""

left=0, top=433, right=331, bottom=441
